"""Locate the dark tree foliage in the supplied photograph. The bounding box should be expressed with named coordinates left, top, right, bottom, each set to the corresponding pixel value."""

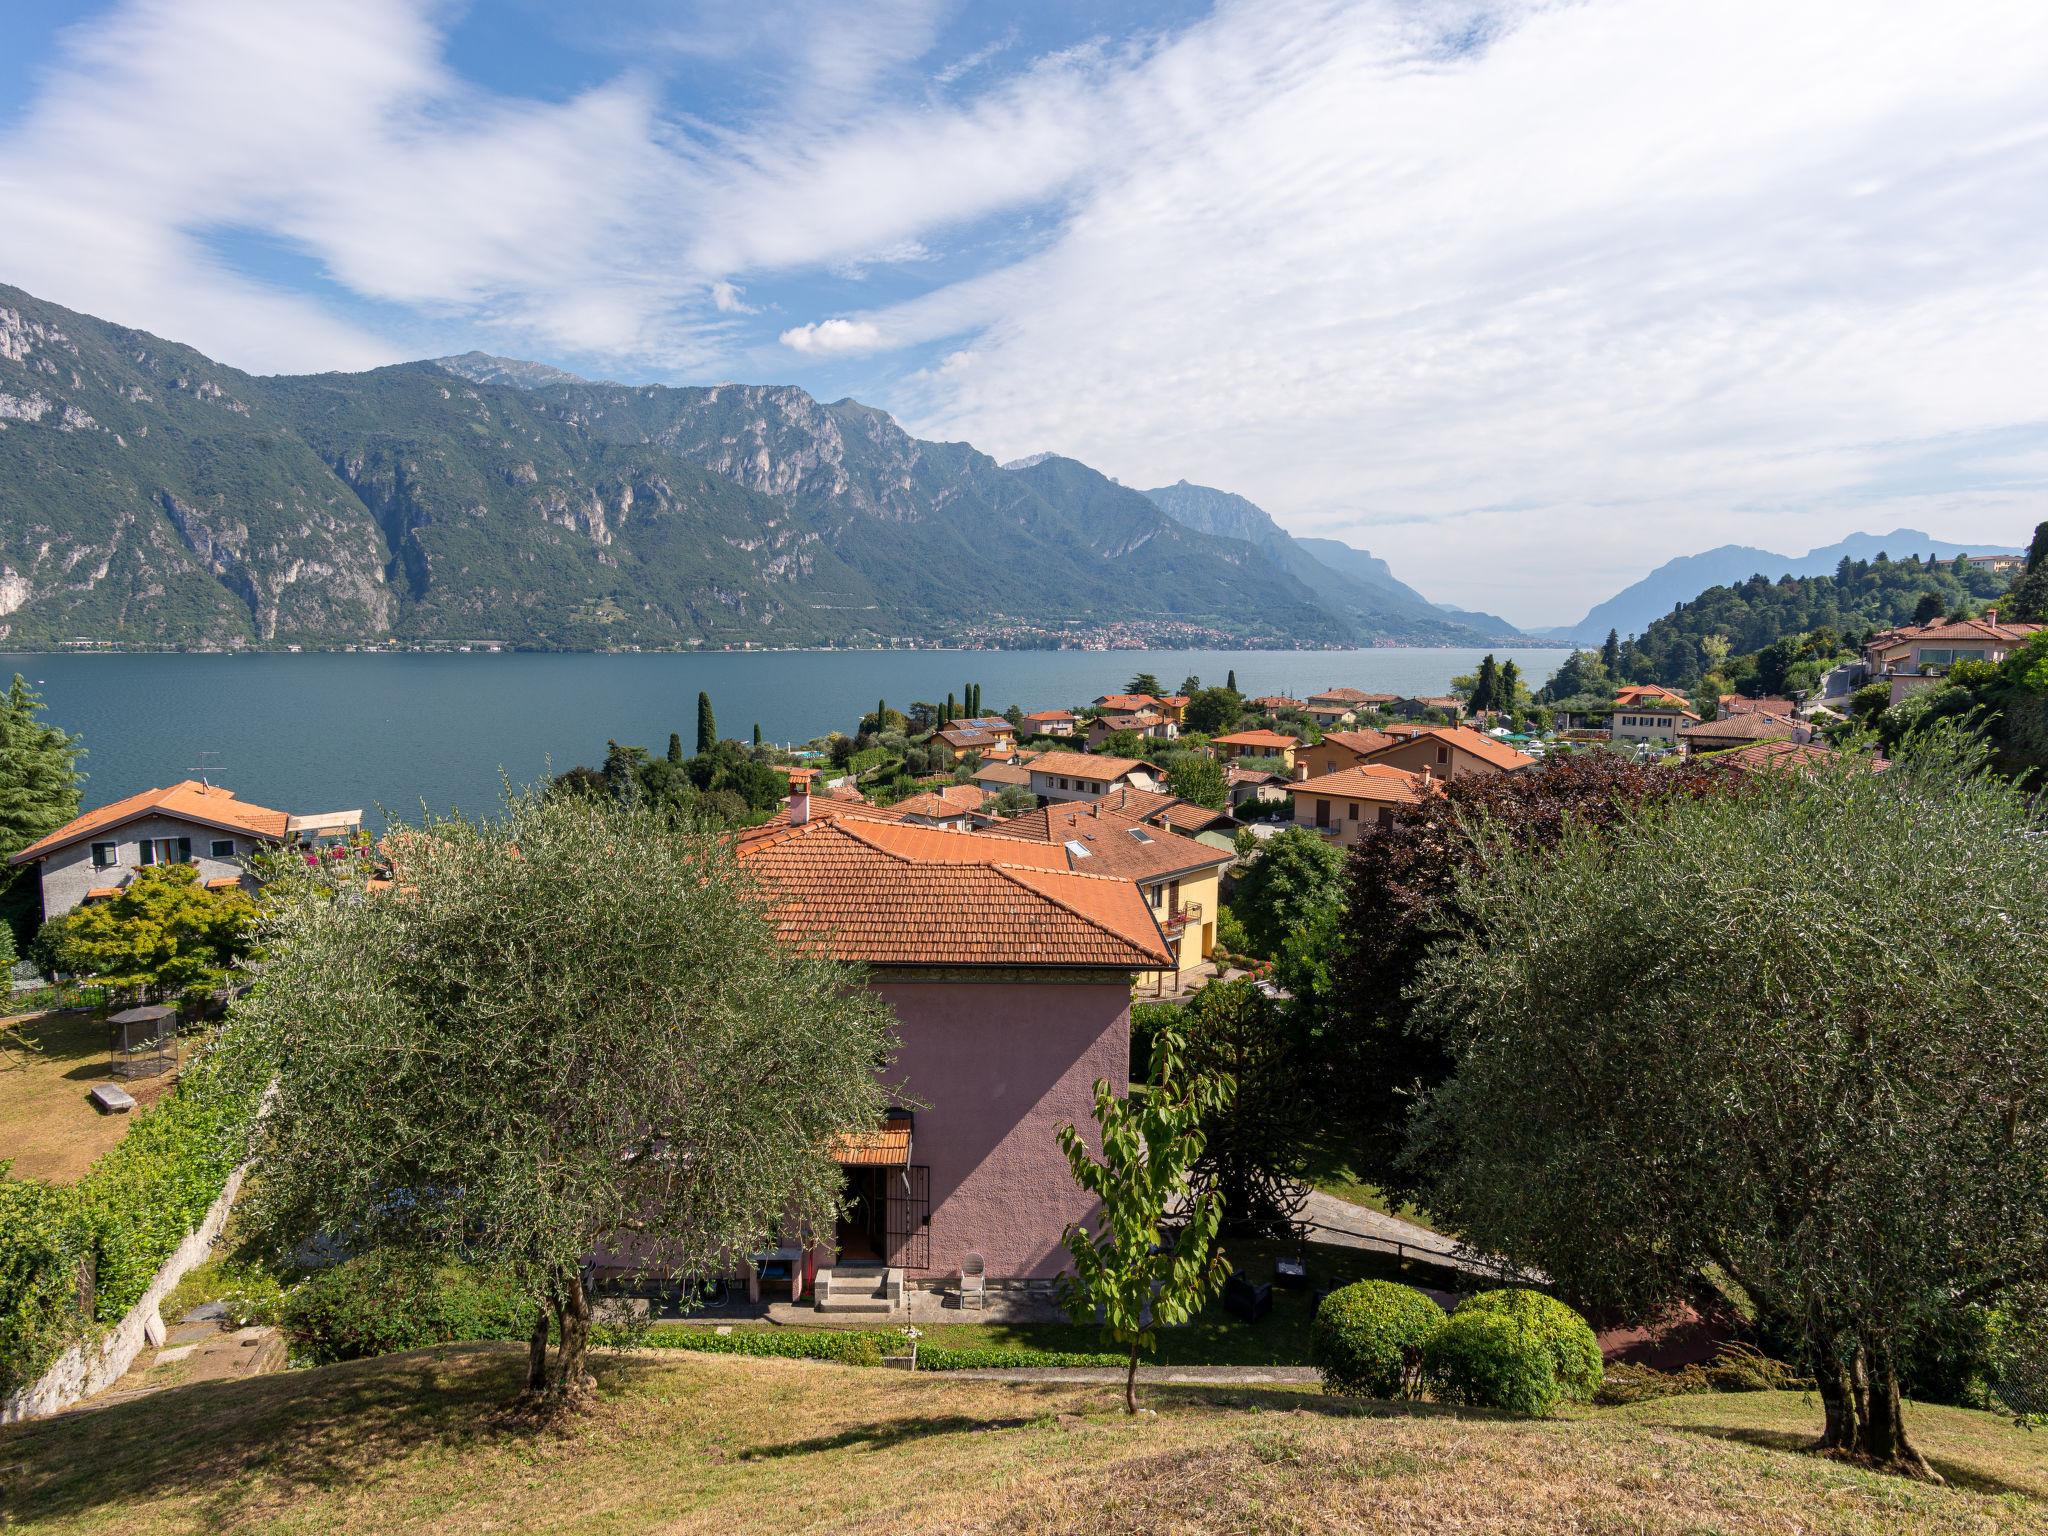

left=1226, top=669, right=1236, bottom=692
left=695, top=692, right=716, bottom=756
left=1330, top=754, right=1726, bottom=1195
left=1166, top=980, right=1313, bottom=1239
left=2008, top=519, right=2048, bottom=622
left=1184, top=686, right=1244, bottom=736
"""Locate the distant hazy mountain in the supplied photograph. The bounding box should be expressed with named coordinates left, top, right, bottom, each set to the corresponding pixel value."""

left=1546, top=529, right=2030, bottom=644
left=1143, top=482, right=1529, bottom=644
left=0, top=283, right=1348, bottom=649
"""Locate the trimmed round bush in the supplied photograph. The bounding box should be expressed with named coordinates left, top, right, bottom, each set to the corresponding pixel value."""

left=283, top=1253, right=539, bottom=1365
left=1310, top=1280, right=1445, bottom=1399
left=1423, top=1310, right=1560, bottom=1415
left=1455, top=1288, right=1603, bottom=1404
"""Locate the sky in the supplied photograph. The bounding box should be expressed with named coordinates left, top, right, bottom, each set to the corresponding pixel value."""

left=2, top=0, right=2045, bottom=627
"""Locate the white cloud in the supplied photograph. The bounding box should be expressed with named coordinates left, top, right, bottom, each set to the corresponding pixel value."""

left=779, top=317, right=888, bottom=354
left=4, top=0, right=2046, bottom=619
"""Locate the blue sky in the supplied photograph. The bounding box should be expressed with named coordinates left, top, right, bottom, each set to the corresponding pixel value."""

left=2, top=0, right=2044, bottom=624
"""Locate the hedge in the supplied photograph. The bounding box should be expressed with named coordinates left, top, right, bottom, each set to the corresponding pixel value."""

left=639, top=1326, right=888, bottom=1365
left=1423, top=1309, right=1562, bottom=1415
left=283, top=1254, right=541, bottom=1366
left=0, top=1062, right=255, bottom=1396
left=914, top=1344, right=1123, bottom=1371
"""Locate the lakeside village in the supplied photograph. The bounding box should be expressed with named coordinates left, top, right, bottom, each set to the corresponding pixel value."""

left=2, top=595, right=2045, bottom=1502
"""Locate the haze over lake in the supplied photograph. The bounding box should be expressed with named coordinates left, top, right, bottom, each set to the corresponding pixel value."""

left=11, top=649, right=1572, bottom=821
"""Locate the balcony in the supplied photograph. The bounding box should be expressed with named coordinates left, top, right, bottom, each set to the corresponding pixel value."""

left=1161, top=899, right=1204, bottom=937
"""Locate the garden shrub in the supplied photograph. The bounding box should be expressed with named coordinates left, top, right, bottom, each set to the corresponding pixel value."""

left=637, top=1326, right=886, bottom=1366
left=0, top=1178, right=88, bottom=1396
left=913, top=1344, right=1124, bottom=1371
left=283, top=1253, right=540, bottom=1365
left=1454, top=1287, right=1603, bottom=1403
left=1310, top=1280, right=1444, bottom=1399
left=1423, top=1309, right=1560, bottom=1415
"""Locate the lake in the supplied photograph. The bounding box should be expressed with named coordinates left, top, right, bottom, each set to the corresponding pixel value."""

left=3, top=648, right=1573, bottom=822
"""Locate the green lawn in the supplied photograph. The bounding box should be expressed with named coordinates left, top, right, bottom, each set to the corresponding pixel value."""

left=5, top=1348, right=2043, bottom=1534
left=1301, top=1131, right=1442, bottom=1230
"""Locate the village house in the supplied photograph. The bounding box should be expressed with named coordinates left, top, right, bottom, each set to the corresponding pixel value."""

left=1362, top=725, right=1534, bottom=779
left=9, top=780, right=363, bottom=920
left=1613, top=684, right=1691, bottom=710
left=1019, top=709, right=1078, bottom=737
left=1859, top=612, right=2043, bottom=704
left=944, top=716, right=1017, bottom=745
left=1717, top=694, right=1799, bottom=719
left=1092, top=693, right=1161, bottom=714
left=1209, top=728, right=1300, bottom=771
left=1294, top=727, right=1396, bottom=780
left=971, top=760, right=1033, bottom=797
left=996, top=798, right=1231, bottom=985
left=930, top=725, right=1010, bottom=764
left=1610, top=702, right=1700, bottom=749
left=1248, top=694, right=1304, bottom=714
left=1680, top=712, right=1809, bottom=755
left=1287, top=763, right=1428, bottom=845
left=735, top=774, right=1170, bottom=1301
left=1386, top=695, right=1467, bottom=722
left=892, top=784, right=988, bottom=830
left=1025, top=750, right=1162, bottom=804
left=1086, top=710, right=1177, bottom=748
left=1153, top=695, right=1191, bottom=726
left=1225, top=761, right=1289, bottom=811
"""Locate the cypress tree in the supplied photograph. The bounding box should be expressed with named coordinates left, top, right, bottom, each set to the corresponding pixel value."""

left=696, top=692, right=716, bottom=756
left=0, top=675, right=82, bottom=941
left=752, top=722, right=763, bottom=748
left=667, top=732, right=683, bottom=765
left=946, top=693, right=957, bottom=722
left=1601, top=629, right=1621, bottom=675
left=1226, top=669, right=1237, bottom=692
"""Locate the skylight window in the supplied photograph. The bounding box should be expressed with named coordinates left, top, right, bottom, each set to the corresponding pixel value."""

left=1064, top=840, right=1092, bottom=859
left=1127, top=828, right=1153, bottom=843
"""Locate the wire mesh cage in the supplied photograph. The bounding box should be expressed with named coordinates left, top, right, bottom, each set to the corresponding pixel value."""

left=108, top=1004, right=178, bottom=1079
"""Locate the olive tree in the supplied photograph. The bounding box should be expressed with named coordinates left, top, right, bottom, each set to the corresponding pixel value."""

left=1407, top=739, right=2048, bottom=1477
left=224, top=792, right=897, bottom=1406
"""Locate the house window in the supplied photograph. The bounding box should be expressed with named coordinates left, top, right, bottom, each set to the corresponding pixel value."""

left=138, top=837, right=193, bottom=866
left=1348, top=801, right=1358, bottom=820
left=1059, top=777, right=1070, bottom=790
left=91, top=841, right=118, bottom=868
left=1437, top=746, right=1449, bottom=764
left=209, top=838, right=236, bottom=858
left=1315, top=798, right=1330, bottom=828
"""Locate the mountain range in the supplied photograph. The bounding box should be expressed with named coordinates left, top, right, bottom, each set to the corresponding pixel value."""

left=0, top=283, right=1516, bottom=651
left=1542, top=530, right=2029, bottom=645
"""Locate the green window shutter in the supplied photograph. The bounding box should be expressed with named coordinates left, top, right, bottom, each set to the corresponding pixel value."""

left=177, top=837, right=192, bottom=862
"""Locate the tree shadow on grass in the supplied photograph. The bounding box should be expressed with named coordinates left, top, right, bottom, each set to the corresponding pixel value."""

left=0, top=1344, right=675, bottom=1527
left=740, top=1413, right=1039, bottom=1460
left=1658, top=1419, right=2044, bottom=1500
left=1140, top=1383, right=1515, bottom=1422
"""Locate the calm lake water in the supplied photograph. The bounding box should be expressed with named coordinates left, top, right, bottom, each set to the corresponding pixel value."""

left=4, top=648, right=1572, bottom=822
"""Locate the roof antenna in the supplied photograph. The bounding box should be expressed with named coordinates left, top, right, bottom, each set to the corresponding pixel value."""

left=189, top=749, right=225, bottom=789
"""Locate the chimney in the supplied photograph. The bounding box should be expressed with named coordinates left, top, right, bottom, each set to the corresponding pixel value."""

left=1295, top=762, right=1308, bottom=782
left=787, top=767, right=817, bottom=826
left=1985, top=608, right=1998, bottom=627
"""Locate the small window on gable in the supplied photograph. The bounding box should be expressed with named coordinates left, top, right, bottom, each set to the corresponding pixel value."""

left=91, top=841, right=118, bottom=869
left=210, top=839, right=236, bottom=858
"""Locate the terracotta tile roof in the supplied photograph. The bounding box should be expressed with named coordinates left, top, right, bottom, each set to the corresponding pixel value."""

left=1095, top=710, right=1165, bottom=730
left=893, top=786, right=987, bottom=821
left=935, top=727, right=1001, bottom=750
left=738, top=795, right=913, bottom=844
left=998, top=800, right=1233, bottom=883
left=1614, top=686, right=1691, bottom=708
left=1021, top=709, right=1076, bottom=723
left=737, top=818, right=1169, bottom=968
left=972, top=761, right=1032, bottom=787
left=11, top=781, right=294, bottom=864
left=1249, top=695, right=1303, bottom=710
left=830, top=1115, right=913, bottom=1166
left=1025, top=750, right=1157, bottom=782
left=1094, top=694, right=1161, bottom=712
left=1316, top=728, right=1396, bottom=759
left=1306, top=687, right=1381, bottom=704
left=1225, top=763, right=1283, bottom=785
left=1715, top=694, right=1796, bottom=717
left=945, top=717, right=1015, bottom=734
left=1288, top=764, right=1430, bottom=805
left=1158, top=695, right=1190, bottom=708
left=1681, top=713, right=1800, bottom=745
left=1212, top=729, right=1300, bottom=750
left=1366, top=726, right=1536, bottom=772
left=1877, top=616, right=2042, bottom=648
left=1710, top=740, right=1852, bottom=773
left=1156, top=800, right=1234, bottom=832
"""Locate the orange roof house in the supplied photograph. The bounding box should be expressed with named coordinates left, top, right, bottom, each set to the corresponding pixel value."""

left=11, top=781, right=362, bottom=919
left=1295, top=727, right=1397, bottom=780
left=734, top=772, right=1173, bottom=1288
left=1025, top=751, right=1163, bottom=803
left=1362, top=726, right=1535, bottom=779
left=1288, top=763, right=1429, bottom=846
left=1210, top=729, right=1301, bottom=770
left=1614, top=685, right=1691, bottom=709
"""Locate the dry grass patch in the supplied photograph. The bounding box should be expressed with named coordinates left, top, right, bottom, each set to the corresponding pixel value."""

left=0, top=1009, right=153, bottom=1182
left=0, top=1347, right=2043, bottom=1535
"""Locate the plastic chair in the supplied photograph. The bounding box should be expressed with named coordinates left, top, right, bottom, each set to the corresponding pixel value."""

left=959, top=1252, right=986, bottom=1310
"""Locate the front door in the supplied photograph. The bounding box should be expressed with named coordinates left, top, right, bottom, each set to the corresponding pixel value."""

left=835, top=1168, right=888, bottom=1263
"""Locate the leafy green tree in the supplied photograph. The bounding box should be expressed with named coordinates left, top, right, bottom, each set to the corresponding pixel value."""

left=2008, top=520, right=2048, bottom=622
left=1913, top=591, right=1945, bottom=624
left=1166, top=753, right=1227, bottom=811
left=1127, top=673, right=1164, bottom=698
left=1097, top=728, right=1145, bottom=760
left=1498, top=659, right=1522, bottom=714
left=1177, top=675, right=1201, bottom=697
left=1184, top=686, right=1244, bottom=737
left=225, top=792, right=897, bottom=1407
left=1230, top=826, right=1344, bottom=958
left=988, top=783, right=1036, bottom=817
left=1468, top=655, right=1501, bottom=712
left=1600, top=629, right=1621, bottom=674
left=1171, top=980, right=1313, bottom=1238
left=0, top=677, right=83, bottom=937
left=1408, top=741, right=2048, bottom=1477
left=1057, top=1034, right=1231, bottom=1413
left=695, top=692, right=716, bottom=756
left=44, top=864, right=256, bottom=1002
left=666, top=732, right=683, bottom=766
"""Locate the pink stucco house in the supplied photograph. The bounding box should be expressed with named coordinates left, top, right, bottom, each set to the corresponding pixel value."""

left=735, top=772, right=1169, bottom=1302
